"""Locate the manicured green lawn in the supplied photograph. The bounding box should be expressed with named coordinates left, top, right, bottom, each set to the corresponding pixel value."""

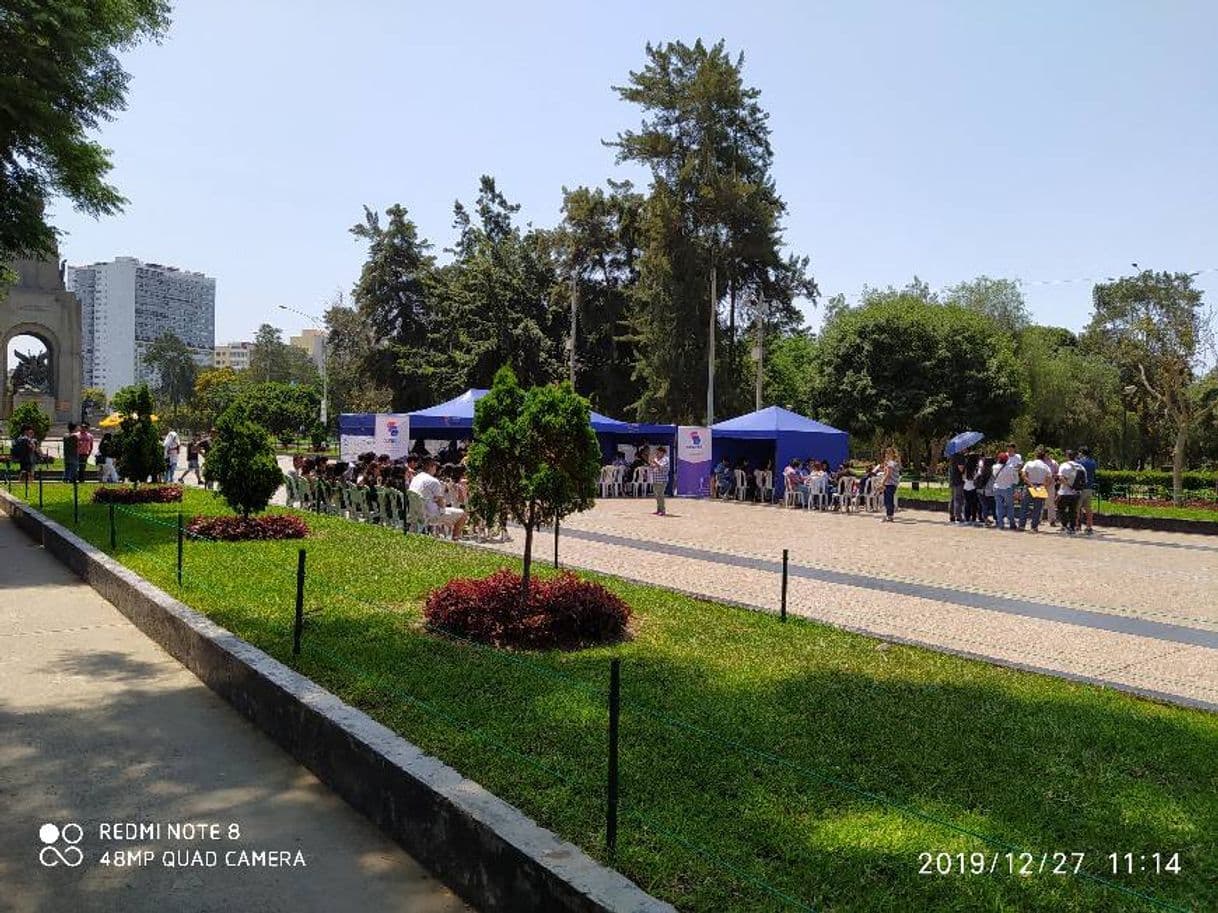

left=22, top=484, right=1217, bottom=913
left=899, top=483, right=1218, bottom=525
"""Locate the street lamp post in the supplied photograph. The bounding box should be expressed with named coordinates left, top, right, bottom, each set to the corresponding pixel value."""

left=278, top=304, right=328, bottom=428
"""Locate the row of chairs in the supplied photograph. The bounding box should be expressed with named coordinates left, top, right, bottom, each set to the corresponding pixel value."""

left=283, top=474, right=448, bottom=535
left=782, top=475, right=887, bottom=513
left=715, top=469, right=775, bottom=503
left=599, top=465, right=661, bottom=498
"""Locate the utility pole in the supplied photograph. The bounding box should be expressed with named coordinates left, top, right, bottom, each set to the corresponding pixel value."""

left=707, top=266, right=716, bottom=426
left=754, top=290, right=766, bottom=411
left=569, top=266, right=578, bottom=388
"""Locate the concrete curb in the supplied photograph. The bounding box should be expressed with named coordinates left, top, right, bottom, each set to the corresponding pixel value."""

left=0, top=492, right=673, bottom=913
left=900, top=493, right=1218, bottom=535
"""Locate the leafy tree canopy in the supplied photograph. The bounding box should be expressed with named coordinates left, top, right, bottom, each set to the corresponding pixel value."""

left=0, top=0, right=170, bottom=268
left=207, top=409, right=282, bottom=517
left=110, top=383, right=162, bottom=484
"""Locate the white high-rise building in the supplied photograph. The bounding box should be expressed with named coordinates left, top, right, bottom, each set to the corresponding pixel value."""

left=65, top=257, right=216, bottom=396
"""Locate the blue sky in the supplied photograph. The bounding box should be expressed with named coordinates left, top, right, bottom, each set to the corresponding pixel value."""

left=49, top=0, right=1218, bottom=344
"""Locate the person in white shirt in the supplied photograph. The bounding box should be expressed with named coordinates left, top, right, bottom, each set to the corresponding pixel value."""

left=1042, top=452, right=1060, bottom=527
left=991, top=444, right=1022, bottom=530
left=1018, top=447, right=1053, bottom=531
left=649, top=446, right=670, bottom=516
left=162, top=429, right=181, bottom=483
left=1056, top=450, right=1085, bottom=534
left=409, top=458, right=467, bottom=539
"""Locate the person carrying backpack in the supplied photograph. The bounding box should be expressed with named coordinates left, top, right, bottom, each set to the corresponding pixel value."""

left=1056, top=450, right=1085, bottom=535
left=11, top=425, right=39, bottom=484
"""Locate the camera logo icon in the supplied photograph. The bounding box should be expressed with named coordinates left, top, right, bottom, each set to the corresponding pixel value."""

left=39, top=822, right=84, bottom=867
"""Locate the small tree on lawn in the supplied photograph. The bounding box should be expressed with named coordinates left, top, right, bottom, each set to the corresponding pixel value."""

left=207, top=408, right=283, bottom=518
left=111, top=384, right=162, bottom=486
left=469, top=366, right=600, bottom=602
left=8, top=400, right=51, bottom=443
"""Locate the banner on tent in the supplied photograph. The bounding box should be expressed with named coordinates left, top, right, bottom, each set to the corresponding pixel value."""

left=375, top=414, right=411, bottom=460
left=675, top=426, right=711, bottom=496
left=340, top=413, right=410, bottom=461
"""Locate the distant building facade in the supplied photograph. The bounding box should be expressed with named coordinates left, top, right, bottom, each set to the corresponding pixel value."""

left=214, top=341, right=253, bottom=371
left=65, top=257, right=215, bottom=396
left=289, top=327, right=326, bottom=371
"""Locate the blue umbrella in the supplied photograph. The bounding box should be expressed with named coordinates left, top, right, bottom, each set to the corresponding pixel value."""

left=944, top=431, right=984, bottom=457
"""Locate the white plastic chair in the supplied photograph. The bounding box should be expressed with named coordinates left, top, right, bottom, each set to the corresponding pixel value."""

left=808, top=477, right=829, bottom=510
left=632, top=466, right=652, bottom=497
left=733, top=469, right=748, bottom=501
left=600, top=465, right=618, bottom=498
left=834, top=476, right=858, bottom=512
left=756, top=470, right=774, bottom=503
left=783, top=474, right=805, bottom=508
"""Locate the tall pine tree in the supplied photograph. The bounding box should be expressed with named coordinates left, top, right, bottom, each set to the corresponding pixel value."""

left=610, top=39, right=814, bottom=423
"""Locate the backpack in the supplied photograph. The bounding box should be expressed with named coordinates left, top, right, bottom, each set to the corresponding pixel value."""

left=1062, top=462, right=1083, bottom=490
left=11, top=436, right=30, bottom=462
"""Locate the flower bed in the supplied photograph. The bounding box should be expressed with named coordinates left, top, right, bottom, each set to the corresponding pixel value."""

left=1108, top=496, right=1218, bottom=512
left=92, top=485, right=184, bottom=504
left=424, top=569, right=631, bottom=650
left=186, top=514, right=309, bottom=541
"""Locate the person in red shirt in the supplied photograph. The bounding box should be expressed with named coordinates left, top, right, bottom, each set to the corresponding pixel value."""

left=77, top=423, right=94, bottom=476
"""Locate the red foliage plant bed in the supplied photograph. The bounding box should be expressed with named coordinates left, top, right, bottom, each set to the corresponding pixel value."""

left=92, top=485, right=183, bottom=504
left=186, top=514, right=309, bottom=541
left=1109, top=497, right=1218, bottom=512
left=424, top=569, right=631, bottom=650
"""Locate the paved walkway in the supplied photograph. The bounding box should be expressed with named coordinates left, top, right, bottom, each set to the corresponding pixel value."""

left=0, top=516, right=469, bottom=913
left=484, top=498, right=1218, bottom=711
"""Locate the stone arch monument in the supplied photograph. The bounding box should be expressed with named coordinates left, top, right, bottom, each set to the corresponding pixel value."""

left=2, top=255, right=82, bottom=426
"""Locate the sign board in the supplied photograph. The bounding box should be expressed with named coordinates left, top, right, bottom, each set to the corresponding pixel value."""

left=675, top=426, right=711, bottom=496
left=374, top=413, right=411, bottom=460
left=339, top=412, right=409, bottom=462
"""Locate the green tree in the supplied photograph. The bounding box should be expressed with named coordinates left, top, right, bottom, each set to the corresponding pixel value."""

left=206, top=409, right=282, bottom=517
left=324, top=294, right=393, bottom=417
left=349, top=205, right=437, bottom=410
left=0, top=0, right=170, bottom=271
left=248, top=324, right=320, bottom=386
left=1083, top=270, right=1213, bottom=501
left=8, top=399, right=50, bottom=442
left=228, top=382, right=319, bottom=441
left=552, top=181, right=643, bottom=416
left=611, top=39, right=814, bottom=423
left=811, top=296, right=1025, bottom=466
left=110, top=384, right=162, bottom=485
left=430, top=177, right=563, bottom=393
left=942, top=276, right=1030, bottom=336
left=468, top=367, right=600, bottom=601
left=81, top=385, right=108, bottom=418
left=762, top=331, right=817, bottom=411
left=143, top=332, right=198, bottom=418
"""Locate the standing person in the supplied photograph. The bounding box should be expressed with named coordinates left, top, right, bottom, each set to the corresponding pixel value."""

left=97, top=432, right=119, bottom=482
left=162, top=428, right=181, bottom=483
left=1077, top=446, right=1099, bottom=535
left=1057, top=450, right=1085, bottom=534
left=992, top=451, right=1021, bottom=530
left=1042, top=449, right=1060, bottom=527
left=1018, top=447, right=1053, bottom=532
left=962, top=453, right=981, bottom=525
left=77, top=422, right=94, bottom=481
left=178, top=437, right=203, bottom=484
left=880, top=447, right=901, bottom=522
left=62, top=423, right=80, bottom=483
left=11, top=425, right=39, bottom=485
left=979, top=455, right=996, bottom=527
left=650, top=446, right=670, bottom=516
left=947, top=450, right=967, bottom=522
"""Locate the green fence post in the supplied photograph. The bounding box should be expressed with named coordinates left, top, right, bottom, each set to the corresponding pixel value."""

left=293, top=549, right=306, bottom=655
left=108, top=503, right=116, bottom=551
left=177, top=512, right=184, bottom=587
left=73, top=481, right=79, bottom=524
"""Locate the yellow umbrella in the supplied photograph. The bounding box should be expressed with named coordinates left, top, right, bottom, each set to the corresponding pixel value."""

left=97, top=412, right=159, bottom=428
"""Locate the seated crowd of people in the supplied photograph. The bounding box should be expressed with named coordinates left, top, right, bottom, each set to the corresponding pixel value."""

left=288, top=443, right=471, bottom=539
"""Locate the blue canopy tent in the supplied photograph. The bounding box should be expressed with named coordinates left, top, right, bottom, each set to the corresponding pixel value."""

left=406, top=391, right=676, bottom=488
left=711, top=406, right=849, bottom=497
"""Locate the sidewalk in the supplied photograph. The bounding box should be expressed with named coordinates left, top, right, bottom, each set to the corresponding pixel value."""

left=0, top=515, right=469, bottom=913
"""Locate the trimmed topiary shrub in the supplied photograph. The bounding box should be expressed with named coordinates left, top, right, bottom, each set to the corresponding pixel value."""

left=186, top=514, right=308, bottom=541
left=424, top=569, right=630, bottom=650
left=93, top=484, right=183, bottom=504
